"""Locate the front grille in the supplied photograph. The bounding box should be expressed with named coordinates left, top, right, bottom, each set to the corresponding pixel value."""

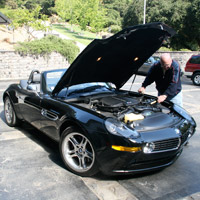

left=153, top=138, right=181, bottom=153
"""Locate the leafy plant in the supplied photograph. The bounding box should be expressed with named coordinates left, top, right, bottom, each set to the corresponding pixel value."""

left=109, top=25, right=121, bottom=34
left=15, top=35, right=80, bottom=63
left=55, top=0, right=106, bottom=33
left=2, top=6, right=50, bottom=41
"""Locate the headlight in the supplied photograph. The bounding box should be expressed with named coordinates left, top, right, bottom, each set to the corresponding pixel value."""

left=179, top=120, right=189, bottom=132
left=105, top=118, right=140, bottom=139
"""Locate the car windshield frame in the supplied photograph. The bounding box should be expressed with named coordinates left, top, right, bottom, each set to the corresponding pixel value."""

left=42, top=69, right=66, bottom=94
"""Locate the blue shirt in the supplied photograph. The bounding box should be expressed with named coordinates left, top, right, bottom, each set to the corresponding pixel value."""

left=142, top=60, right=182, bottom=100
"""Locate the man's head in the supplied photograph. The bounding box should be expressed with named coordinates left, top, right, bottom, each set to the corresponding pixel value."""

left=160, top=53, right=172, bottom=70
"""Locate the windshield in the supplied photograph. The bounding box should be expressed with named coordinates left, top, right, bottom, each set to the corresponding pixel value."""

left=58, top=82, right=114, bottom=97
left=43, top=69, right=66, bottom=93
left=42, top=69, right=115, bottom=96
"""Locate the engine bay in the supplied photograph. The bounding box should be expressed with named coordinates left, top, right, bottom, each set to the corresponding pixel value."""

left=66, top=92, right=182, bottom=131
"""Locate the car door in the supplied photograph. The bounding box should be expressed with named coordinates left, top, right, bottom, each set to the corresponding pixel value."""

left=39, top=96, right=62, bottom=141
left=17, top=87, right=42, bottom=128
left=39, top=94, right=79, bottom=141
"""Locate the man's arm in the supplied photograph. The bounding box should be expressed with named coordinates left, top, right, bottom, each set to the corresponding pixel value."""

left=157, top=95, right=167, bottom=103
left=141, top=64, right=156, bottom=88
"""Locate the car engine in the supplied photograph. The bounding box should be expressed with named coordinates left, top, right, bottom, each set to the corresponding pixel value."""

left=69, top=92, right=181, bottom=131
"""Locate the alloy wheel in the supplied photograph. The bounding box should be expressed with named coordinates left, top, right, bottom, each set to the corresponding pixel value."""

left=193, top=74, right=200, bottom=85
left=61, top=132, right=95, bottom=173
left=4, top=97, right=13, bottom=124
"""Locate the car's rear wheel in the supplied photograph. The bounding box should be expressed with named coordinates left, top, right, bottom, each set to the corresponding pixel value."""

left=60, top=126, right=98, bottom=176
left=192, top=72, right=200, bottom=86
left=4, top=96, right=19, bottom=127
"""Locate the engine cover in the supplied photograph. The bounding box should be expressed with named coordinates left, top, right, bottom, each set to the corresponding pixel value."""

left=94, top=95, right=138, bottom=112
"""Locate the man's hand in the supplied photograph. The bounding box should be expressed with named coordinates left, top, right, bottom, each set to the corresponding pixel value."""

left=157, top=95, right=167, bottom=103
left=138, top=87, right=145, bottom=94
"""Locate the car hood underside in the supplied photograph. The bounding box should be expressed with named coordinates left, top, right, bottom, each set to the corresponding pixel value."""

left=52, top=22, right=176, bottom=95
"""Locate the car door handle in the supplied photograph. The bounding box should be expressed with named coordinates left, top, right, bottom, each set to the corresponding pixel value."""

left=41, top=109, right=58, bottom=121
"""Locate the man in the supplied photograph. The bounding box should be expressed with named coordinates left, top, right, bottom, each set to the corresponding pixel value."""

left=138, top=53, right=182, bottom=107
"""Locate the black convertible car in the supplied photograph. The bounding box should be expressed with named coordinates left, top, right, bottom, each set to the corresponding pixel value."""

left=3, top=23, right=196, bottom=176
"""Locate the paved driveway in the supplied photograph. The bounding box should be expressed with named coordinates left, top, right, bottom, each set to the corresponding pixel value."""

left=0, top=75, right=200, bottom=200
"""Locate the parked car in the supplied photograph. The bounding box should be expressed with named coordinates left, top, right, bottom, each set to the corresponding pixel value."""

left=137, top=56, right=159, bottom=76
left=3, top=22, right=196, bottom=177
left=138, top=56, right=184, bottom=77
left=184, top=54, right=200, bottom=86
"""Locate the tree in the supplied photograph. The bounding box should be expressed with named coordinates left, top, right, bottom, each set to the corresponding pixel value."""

left=103, top=5, right=121, bottom=27
left=55, top=0, right=106, bottom=33
left=122, top=0, right=200, bottom=50
left=90, top=3, right=106, bottom=33
left=5, top=0, right=55, bottom=15
left=7, top=6, right=50, bottom=41
left=111, top=0, right=132, bottom=18
left=55, top=0, right=78, bottom=26
left=5, top=0, right=18, bottom=9
left=182, top=0, right=200, bottom=50
left=122, top=0, right=143, bottom=28
left=102, top=0, right=132, bottom=27
left=75, top=0, right=105, bottom=31
left=145, top=0, right=197, bottom=50
left=0, top=0, right=6, bottom=8
left=23, top=0, right=55, bottom=15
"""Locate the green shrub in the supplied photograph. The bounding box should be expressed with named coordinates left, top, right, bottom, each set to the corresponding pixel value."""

left=159, top=47, right=192, bottom=52
left=15, top=35, right=80, bottom=63
left=179, top=49, right=192, bottom=52
left=110, top=25, right=121, bottom=34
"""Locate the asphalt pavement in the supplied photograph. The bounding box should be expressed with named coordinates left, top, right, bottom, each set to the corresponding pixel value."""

left=0, top=76, right=200, bottom=200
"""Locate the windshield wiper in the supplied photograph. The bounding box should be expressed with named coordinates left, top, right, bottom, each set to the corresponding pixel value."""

left=67, top=85, right=108, bottom=96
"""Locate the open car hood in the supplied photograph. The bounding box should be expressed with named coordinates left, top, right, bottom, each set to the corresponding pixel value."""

left=52, top=22, right=176, bottom=95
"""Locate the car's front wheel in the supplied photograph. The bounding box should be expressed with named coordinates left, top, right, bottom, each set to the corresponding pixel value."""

left=192, top=72, right=200, bottom=86
left=59, top=126, right=98, bottom=176
left=4, top=96, right=19, bottom=127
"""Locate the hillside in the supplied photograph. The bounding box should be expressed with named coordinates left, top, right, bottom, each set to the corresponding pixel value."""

left=0, top=26, right=30, bottom=51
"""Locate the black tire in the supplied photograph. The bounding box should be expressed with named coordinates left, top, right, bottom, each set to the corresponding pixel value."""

left=192, top=72, right=200, bottom=86
left=59, top=126, right=99, bottom=177
left=4, top=96, right=19, bottom=127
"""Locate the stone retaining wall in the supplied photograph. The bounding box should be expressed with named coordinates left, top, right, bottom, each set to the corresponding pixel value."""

left=154, top=51, right=200, bottom=70
left=0, top=50, right=199, bottom=80
left=0, top=51, right=69, bottom=80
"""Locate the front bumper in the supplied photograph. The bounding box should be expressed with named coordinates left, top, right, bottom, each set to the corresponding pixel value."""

left=112, top=149, right=182, bottom=174
left=98, top=146, right=183, bottom=175
left=97, top=122, right=195, bottom=175
left=184, top=71, right=193, bottom=78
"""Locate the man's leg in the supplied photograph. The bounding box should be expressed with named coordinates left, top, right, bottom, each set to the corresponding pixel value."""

left=170, top=91, right=183, bottom=107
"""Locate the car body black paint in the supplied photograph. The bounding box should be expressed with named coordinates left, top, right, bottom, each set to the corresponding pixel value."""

left=3, top=23, right=196, bottom=176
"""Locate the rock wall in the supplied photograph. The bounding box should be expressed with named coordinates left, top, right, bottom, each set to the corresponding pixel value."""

left=0, top=50, right=199, bottom=80
left=0, top=51, right=69, bottom=80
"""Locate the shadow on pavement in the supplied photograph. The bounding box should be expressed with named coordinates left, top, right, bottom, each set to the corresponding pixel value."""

left=0, top=110, right=66, bottom=171
left=1, top=108, right=164, bottom=180
left=93, top=168, right=163, bottom=181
